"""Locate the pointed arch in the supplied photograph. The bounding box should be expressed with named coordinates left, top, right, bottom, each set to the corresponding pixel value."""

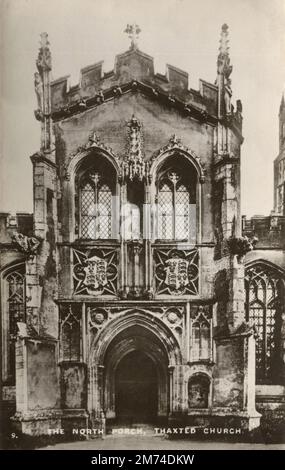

left=151, top=148, right=201, bottom=242
left=89, top=310, right=182, bottom=367
left=1, top=261, right=26, bottom=384
left=68, top=145, right=120, bottom=179
left=65, top=147, right=120, bottom=241
left=245, top=260, right=285, bottom=384
left=150, top=144, right=205, bottom=182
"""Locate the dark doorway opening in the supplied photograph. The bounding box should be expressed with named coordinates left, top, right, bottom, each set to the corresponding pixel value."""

left=115, top=350, right=158, bottom=423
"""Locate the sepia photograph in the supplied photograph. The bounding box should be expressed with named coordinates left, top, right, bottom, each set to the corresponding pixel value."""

left=0, top=0, right=285, bottom=457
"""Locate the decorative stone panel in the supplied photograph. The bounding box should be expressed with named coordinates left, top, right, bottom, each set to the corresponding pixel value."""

left=154, top=247, right=199, bottom=295
left=72, top=247, right=118, bottom=296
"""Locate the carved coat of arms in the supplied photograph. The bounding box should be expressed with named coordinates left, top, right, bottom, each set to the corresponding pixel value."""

left=73, top=248, right=118, bottom=296
left=165, top=258, right=189, bottom=290
left=83, top=255, right=108, bottom=294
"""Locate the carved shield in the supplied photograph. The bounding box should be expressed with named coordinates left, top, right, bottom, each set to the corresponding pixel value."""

left=83, top=255, right=108, bottom=294
left=165, top=258, right=189, bottom=291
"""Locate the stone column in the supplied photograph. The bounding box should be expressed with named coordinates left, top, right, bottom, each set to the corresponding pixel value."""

left=168, top=366, right=174, bottom=416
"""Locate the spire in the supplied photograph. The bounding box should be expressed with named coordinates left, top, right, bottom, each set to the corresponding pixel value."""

left=124, top=23, right=141, bottom=50
left=217, top=24, right=232, bottom=86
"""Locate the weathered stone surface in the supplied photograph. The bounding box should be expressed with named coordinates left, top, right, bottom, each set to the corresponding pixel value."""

left=2, top=27, right=285, bottom=439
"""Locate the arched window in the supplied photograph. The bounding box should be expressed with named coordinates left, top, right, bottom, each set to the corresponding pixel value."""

left=245, top=263, right=284, bottom=384
left=80, top=170, right=113, bottom=239
left=156, top=157, right=197, bottom=241
left=190, top=307, right=212, bottom=361
left=1, top=265, right=25, bottom=384
left=157, top=171, right=191, bottom=240
left=60, top=305, right=81, bottom=361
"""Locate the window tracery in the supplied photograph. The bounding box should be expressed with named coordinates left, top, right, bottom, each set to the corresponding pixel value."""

left=157, top=170, right=191, bottom=240
left=80, top=170, right=113, bottom=239
left=190, top=306, right=212, bottom=361
left=2, top=266, right=25, bottom=384
left=60, top=305, right=81, bottom=361
left=245, top=263, right=284, bottom=383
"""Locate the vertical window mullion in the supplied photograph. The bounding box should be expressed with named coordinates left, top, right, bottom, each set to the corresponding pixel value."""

left=199, top=324, right=202, bottom=360
left=173, top=183, right=176, bottom=239
left=245, top=266, right=283, bottom=384
left=263, top=283, right=268, bottom=379
left=94, top=184, right=99, bottom=239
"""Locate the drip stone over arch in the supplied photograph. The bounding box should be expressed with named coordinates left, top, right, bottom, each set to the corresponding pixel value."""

left=89, top=310, right=183, bottom=367
left=245, top=258, right=285, bottom=277
left=64, top=140, right=120, bottom=242
left=149, top=135, right=206, bottom=183
left=67, top=146, right=120, bottom=182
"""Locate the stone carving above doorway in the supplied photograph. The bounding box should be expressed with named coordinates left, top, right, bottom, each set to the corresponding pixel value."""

left=87, top=305, right=185, bottom=345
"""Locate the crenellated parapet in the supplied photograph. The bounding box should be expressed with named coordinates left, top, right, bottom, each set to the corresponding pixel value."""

left=43, top=25, right=242, bottom=137
left=49, top=57, right=217, bottom=119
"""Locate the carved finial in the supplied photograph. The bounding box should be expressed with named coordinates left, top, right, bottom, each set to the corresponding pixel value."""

left=89, top=131, right=101, bottom=145
left=219, top=24, right=229, bottom=56
left=169, top=134, right=181, bottom=146
left=89, top=171, right=101, bottom=186
left=217, top=24, right=232, bottom=85
left=35, top=33, right=53, bottom=151
left=124, top=23, right=141, bottom=50
left=36, top=32, right=52, bottom=73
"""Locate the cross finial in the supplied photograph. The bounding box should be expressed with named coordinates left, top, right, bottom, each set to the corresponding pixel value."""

left=124, top=23, right=141, bottom=50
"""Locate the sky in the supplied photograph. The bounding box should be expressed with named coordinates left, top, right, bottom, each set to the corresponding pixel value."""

left=1, top=0, right=285, bottom=216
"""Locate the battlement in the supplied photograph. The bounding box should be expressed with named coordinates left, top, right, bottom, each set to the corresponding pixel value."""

left=50, top=46, right=223, bottom=120
left=242, top=214, right=285, bottom=249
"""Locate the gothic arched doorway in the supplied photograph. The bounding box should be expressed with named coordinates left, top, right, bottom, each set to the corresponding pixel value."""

left=115, top=350, right=158, bottom=422
left=102, top=323, right=170, bottom=422
left=88, top=312, right=183, bottom=424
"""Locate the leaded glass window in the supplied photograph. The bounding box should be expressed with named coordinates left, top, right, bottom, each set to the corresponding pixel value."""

left=245, top=263, right=284, bottom=384
left=157, top=171, right=191, bottom=240
left=60, top=305, right=81, bottom=361
left=3, top=267, right=25, bottom=384
left=80, top=171, right=112, bottom=239
left=191, top=308, right=211, bottom=361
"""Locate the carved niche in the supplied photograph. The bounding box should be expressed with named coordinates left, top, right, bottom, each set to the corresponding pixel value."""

left=154, top=248, right=199, bottom=295
left=188, top=374, right=210, bottom=409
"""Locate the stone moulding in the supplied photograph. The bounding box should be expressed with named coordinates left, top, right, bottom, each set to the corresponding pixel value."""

left=51, top=79, right=217, bottom=124
left=149, top=134, right=206, bottom=183
left=50, top=79, right=243, bottom=142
